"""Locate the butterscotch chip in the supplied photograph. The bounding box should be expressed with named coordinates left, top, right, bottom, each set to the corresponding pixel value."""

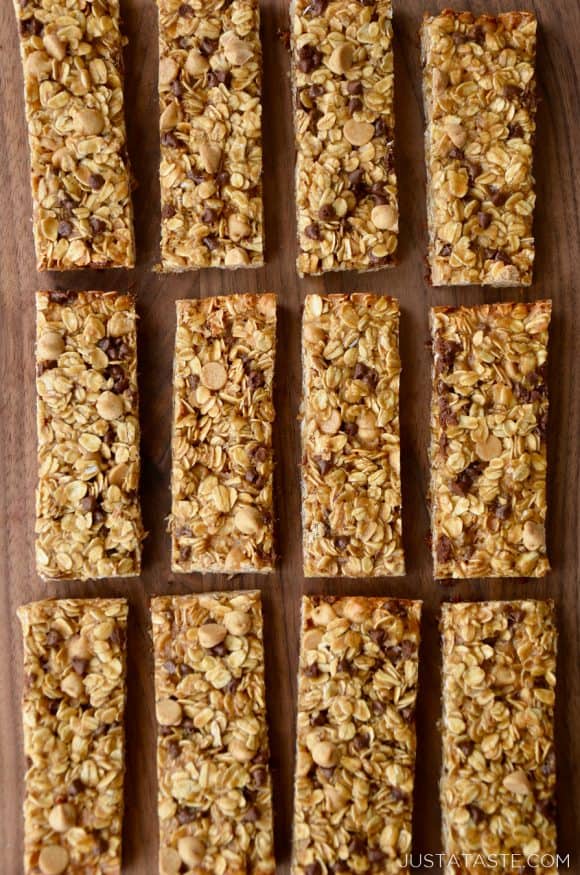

left=35, top=291, right=145, bottom=580
left=301, top=294, right=404, bottom=577
left=12, top=0, right=135, bottom=269
left=292, top=596, right=422, bottom=874
left=430, top=300, right=551, bottom=578
left=151, top=592, right=275, bottom=875
left=421, top=11, right=537, bottom=286
left=170, top=295, right=276, bottom=574
left=292, top=0, right=398, bottom=275
left=18, top=598, right=128, bottom=875
left=157, top=0, right=264, bottom=270
left=440, top=600, right=557, bottom=872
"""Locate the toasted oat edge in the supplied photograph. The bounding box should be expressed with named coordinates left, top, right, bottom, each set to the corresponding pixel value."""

left=13, top=0, right=135, bottom=272
left=291, top=594, right=423, bottom=872
left=420, top=11, right=536, bottom=288
left=438, top=598, right=557, bottom=870
left=157, top=0, right=265, bottom=272
left=429, top=300, right=552, bottom=580
left=18, top=597, right=129, bottom=874
left=170, top=293, right=277, bottom=574
left=300, top=294, right=405, bottom=578
left=35, top=290, right=143, bottom=581
left=291, top=0, right=398, bottom=277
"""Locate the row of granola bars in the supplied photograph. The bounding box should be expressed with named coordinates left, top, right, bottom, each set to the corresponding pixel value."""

left=35, top=289, right=551, bottom=581
left=19, top=593, right=558, bottom=875
left=12, top=0, right=539, bottom=283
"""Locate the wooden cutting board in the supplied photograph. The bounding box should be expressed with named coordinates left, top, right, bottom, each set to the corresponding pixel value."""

left=0, top=0, right=578, bottom=872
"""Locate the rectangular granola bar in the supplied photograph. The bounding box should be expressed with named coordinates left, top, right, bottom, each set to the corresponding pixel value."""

left=440, top=600, right=558, bottom=875
left=12, top=0, right=135, bottom=270
left=301, top=294, right=404, bottom=576
left=292, top=595, right=422, bottom=874
left=18, top=598, right=128, bottom=875
left=292, top=0, right=398, bottom=275
left=151, top=591, right=275, bottom=875
left=157, top=0, right=264, bottom=270
left=170, top=294, right=276, bottom=573
left=421, top=11, right=537, bottom=286
left=430, top=301, right=551, bottom=579
left=36, top=290, right=144, bottom=580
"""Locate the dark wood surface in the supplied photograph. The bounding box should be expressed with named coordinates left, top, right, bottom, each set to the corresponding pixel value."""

left=1, top=0, right=579, bottom=872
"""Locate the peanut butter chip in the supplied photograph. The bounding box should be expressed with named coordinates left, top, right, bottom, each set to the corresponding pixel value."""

left=200, top=361, right=227, bottom=390
left=476, top=435, right=503, bottom=461
left=157, top=698, right=183, bottom=726
left=311, top=740, right=337, bottom=768
left=48, top=803, right=76, bottom=832
left=38, top=331, right=65, bottom=360
left=178, top=836, right=206, bottom=867
left=444, top=118, right=467, bottom=149
left=502, top=769, right=531, bottom=795
left=224, top=247, right=250, bottom=267
left=229, top=738, right=255, bottom=762
left=319, top=409, right=341, bottom=435
left=228, top=214, right=251, bottom=241
left=198, top=623, right=227, bottom=649
left=159, top=56, right=179, bottom=86
left=224, top=610, right=251, bottom=636
left=370, top=204, right=398, bottom=231
left=159, top=848, right=182, bottom=875
left=343, top=120, right=374, bottom=147
left=522, top=520, right=545, bottom=551
left=96, top=391, right=124, bottom=421
left=43, top=33, right=66, bottom=61
left=26, top=51, right=52, bottom=78
left=327, top=43, right=353, bottom=75
left=185, top=50, right=209, bottom=77
left=199, top=142, right=222, bottom=174
left=223, top=37, right=253, bottom=66
left=234, top=506, right=263, bottom=534
left=75, top=108, right=105, bottom=136
left=39, top=845, right=69, bottom=875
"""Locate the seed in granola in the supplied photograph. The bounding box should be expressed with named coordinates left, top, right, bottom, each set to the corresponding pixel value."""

left=38, top=845, right=69, bottom=875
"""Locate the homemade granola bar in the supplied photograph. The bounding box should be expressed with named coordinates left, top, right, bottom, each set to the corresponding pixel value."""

left=157, top=0, right=264, bottom=270
left=18, top=598, right=128, bottom=875
left=430, top=301, right=550, bottom=579
left=292, top=595, right=422, bottom=874
left=440, top=600, right=557, bottom=875
left=292, top=0, right=398, bottom=276
left=421, top=11, right=537, bottom=286
left=170, top=294, right=276, bottom=574
left=13, top=0, right=135, bottom=270
left=36, top=290, right=144, bottom=580
left=151, top=591, right=275, bottom=875
left=301, top=294, right=404, bottom=577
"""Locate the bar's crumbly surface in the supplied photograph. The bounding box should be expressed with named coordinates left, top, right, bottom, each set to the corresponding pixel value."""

left=440, top=600, right=557, bottom=875
left=421, top=11, right=537, bottom=286
left=430, top=301, right=550, bottom=579
left=36, top=290, right=144, bottom=580
left=157, top=0, right=264, bottom=270
left=292, top=0, right=398, bottom=276
left=13, top=0, right=135, bottom=270
left=151, top=591, right=275, bottom=875
left=18, top=598, right=128, bottom=875
left=301, top=294, right=404, bottom=577
left=170, top=294, right=276, bottom=574
left=292, top=596, right=422, bottom=875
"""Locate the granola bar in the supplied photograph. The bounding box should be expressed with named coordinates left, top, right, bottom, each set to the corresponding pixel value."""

left=440, top=600, right=557, bottom=875
left=292, top=595, right=422, bottom=874
left=36, top=290, right=144, bottom=580
left=430, top=301, right=550, bottom=579
left=157, top=0, right=264, bottom=270
left=12, top=0, right=135, bottom=270
left=292, top=0, right=398, bottom=276
left=301, top=294, right=404, bottom=577
left=170, top=294, right=276, bottom=574
left=151, top=591, right=275, bottom=875
left=18, top=598, right=128, bottom=875
left=421, top=11, right=537, bottom=286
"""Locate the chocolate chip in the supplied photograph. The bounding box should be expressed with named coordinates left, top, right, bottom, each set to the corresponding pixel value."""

left=369, top=628, right=385, bottom=646
left=503, top=84, right=521, bottom=100
left=368, top=848, right=386, bottom=864
left=489, top=188, right=507, bottom=207
left=390, top=785, right=408, bottom=802
left=541, top=750, right=556, bottom=776
left=374, top=117, right=390, bottom=138
left=448, top=147, right=464, bottom=160
left=352, top=732, right=368, bottom=751
left=451, top=461, right=484, bottom=496
left=436, top=535, right=454, bottom=564
left=372, top=700, right=385, bottom=716
left=337, top=658, right=351, bottom=674
left=202, top=235, right=219, bottom=251
left=200, top=37, right=217, bottom=55
left=89, top=216, right=107, bottom=235
left=69, top=778, right=85, bottom=797
left=252, top=767, right=268, bottom=787
left=176, top=806, right=197, bottom=825
left=348, top=96, right=363, bottom=114
left=353, top=361, right=378, bottom=387
left=304, top=662, right=320, bottom=677
left=467, top=804, right=486, bottom=824
left=251, top=444, right=268, bottom=463
left=88, top=173, right=105, bottom=190
left=243, top=805, right=260, bottom=822
left=478, top=211, right=491, bottom=229
left=161, top=131, right=180, bottom=148
left=178, top=2, right=193, bottom=14
left=335, top=535, right=349, bottom=550
left=161, top=203, right=176, bottom=220
left=508, top=122, right=524, bottom=139
left=343, top=421, right=358, bottom=437
left=308, top=83, right=325, bottom=100
left=305, top=0, right=328, bottom=14
left=318, top=204, right=336, bottom=221
left=171, top=79, right=184, bottom=98
left=201, top=207, right=217, bottom=223
left=216, top=170, right=230, bottom=187
left=57, top=220, right=73, bottom=239
left=439, top=243, right=452, bottom=257
left=452, top=31, right=467, bottom=45
left=248, top=369, right=265, bottom=389
left=434, top=339, right=461, bottom=374
left=457, top=739, right=474, bottom=758
left=71, top=658, right=88, bottom=675
left=305, top=864, right=322, bottom=875
left=310, top=710, right=327, bottom=726
left=167, top=740, right=181, bottom=759
left=315, top=456, right=332, bottom=476
left=297, top=44, right=323, bottom=73
left=348, top=836, right=367, bottom=855
left=400, top=706, right=414, bottom=723
left=506, top=607, right=526, bottom=626
left=347, top=80, right=363, bottom=95
left=207, top=69, right=231, bottom=88
left=46, top=629, right=61, bottom=647
left=20, top=16, right=43, bottom=35
left=305, top=223, right=321, bottom=240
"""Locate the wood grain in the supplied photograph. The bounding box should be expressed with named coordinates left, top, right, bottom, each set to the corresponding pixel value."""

left=0, top=1, right=579, bottom=872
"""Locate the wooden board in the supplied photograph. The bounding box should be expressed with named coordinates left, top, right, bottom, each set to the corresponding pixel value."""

left=0, top=0, right=579, bottom=871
